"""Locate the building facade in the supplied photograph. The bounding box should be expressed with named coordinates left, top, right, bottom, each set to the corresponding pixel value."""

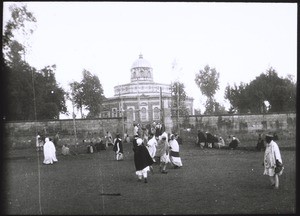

left=101, top=54, right=194, bottom=134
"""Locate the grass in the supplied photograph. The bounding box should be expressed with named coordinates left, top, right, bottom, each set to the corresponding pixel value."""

left=2, top=140, right=296, bottom=215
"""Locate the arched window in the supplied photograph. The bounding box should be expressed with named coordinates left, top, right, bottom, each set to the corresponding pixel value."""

left=153, top=107, right=160, bottom=120
left=141, top=107, right=147, bottom=121
left=127, top=107, right=135, bottom=122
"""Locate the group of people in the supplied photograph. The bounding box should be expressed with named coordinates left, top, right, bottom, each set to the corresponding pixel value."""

left=110, top=122, right=183, bottom=183
left=131, top=131, right=183, bottom=183
left=196, top=130, right=239, bottom=149
left=37, top=126, right=284, bottom=189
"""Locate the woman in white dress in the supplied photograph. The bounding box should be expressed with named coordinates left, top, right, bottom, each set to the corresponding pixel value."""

left=43, top=137, right=58, bottom=165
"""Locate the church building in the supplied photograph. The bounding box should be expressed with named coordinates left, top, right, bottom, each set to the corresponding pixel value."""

left=100, top=54, right=194, bottom=133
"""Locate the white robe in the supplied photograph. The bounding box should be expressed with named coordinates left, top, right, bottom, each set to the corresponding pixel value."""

left=263, top=140, right=282, bottom=176
left=169, top=139, right=183, bottom=167
left=147, top=137, right=157, bottom=159
left=43, top=138, right=58, bottom=164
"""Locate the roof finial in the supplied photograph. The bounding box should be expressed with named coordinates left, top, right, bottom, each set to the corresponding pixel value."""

left=139, top=53, right=143, bottom=59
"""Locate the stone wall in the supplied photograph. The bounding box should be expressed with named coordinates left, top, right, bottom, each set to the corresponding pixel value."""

left=172, top=113, right=296, bottom=144
left=3, top=112, right=296, bottom=149
left=3, top=117, right=127, bottom=149
left=178, top=113, right=296, bottom=133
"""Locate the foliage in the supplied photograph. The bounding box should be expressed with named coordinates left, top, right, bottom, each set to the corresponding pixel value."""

left=195, top=65, right=220, bottom=98
left=225, top=67, right=296, bottom=114
left=171, top=81, right=189, bottom=116
left=3, top=3, right=36, bottom=60
left=69, top=81, right=84, bottom=117
left=69, top=70, right=104, bottom=118
left=2, top=3, right=67, bottom=120
left=195, top=65, right=220, bottom=114
left=4, top=61, right=67, bottom=120
left=35, top=65, right=68, bottom=119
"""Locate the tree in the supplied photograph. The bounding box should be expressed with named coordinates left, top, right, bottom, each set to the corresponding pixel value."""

left=195, top=65, right=220, bottom=114
left=2, top=4, right=67, bottom=120
left=171, top=81, right=189, bottom=116
left=35, top=65, right=68, bottom=119
left=224, top=82, right=251, bottom=114
left=70, top=70, right=104, bottom=118
left=69, top=81, right=84, bottom=118
left=3, top=3, right=36, bottom=62
left=81, top=70, right=104, bottom=118
left=225, top=67, right=296, bottom=114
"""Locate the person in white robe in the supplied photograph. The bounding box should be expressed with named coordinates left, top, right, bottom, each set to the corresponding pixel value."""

left=146, top=133, right=157, bottom=173
left=263, top=134, right=283, bottom=189
left=169, top=134, right=183, bottom=168
left=146, top=133, right=157, bottom=160
left=43, top=137, right=58, bottom=165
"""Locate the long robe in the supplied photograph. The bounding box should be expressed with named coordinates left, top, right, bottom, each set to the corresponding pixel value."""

left=43, top=138, right=58, bottom=164
left=155, top=133, right=170, bottom=163
left=264, top=140, right=283, bottom=176
left=169, top=139, right=183, bottom=167
left=147, top=136, right=157, bottom=159
left=134, top=145, right=154, bottom=171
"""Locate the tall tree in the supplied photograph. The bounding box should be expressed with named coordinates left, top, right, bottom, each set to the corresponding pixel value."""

left=70, top=70, right=104, bottom=118
left=171, top=81, right=189, bottom=116
left=195, top=65, right=220, bottom=114
left=69, top=81, right=84, bottom=118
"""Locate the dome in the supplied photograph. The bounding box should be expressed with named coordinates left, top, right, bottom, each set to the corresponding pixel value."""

left=131, top=54, right=152, bottom=69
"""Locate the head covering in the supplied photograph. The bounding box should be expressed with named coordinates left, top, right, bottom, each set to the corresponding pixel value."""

left=136, top=138, right=143, bottom=146
left=45, top=137, right=49, bottom=142
left=170, top=134, right=175, bottom=139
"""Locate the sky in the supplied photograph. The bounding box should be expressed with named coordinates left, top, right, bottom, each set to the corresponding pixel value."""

left=2, top=2, right=297, bottom=118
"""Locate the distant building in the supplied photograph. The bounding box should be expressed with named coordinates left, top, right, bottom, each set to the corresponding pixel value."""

left=101, top=54, right=193, bottom=133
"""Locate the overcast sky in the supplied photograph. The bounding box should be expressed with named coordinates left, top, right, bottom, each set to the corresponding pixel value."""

left=3, top=2, right=297, bottom=117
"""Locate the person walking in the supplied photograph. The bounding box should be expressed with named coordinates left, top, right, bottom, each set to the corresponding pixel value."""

left=263, top=134, right=284, bottom=189
left=155, top=132, right=170, bottom=174
left=36, top=132, right=44, bottom=151
left=113, top=134, right=123, bottom=161
left=105, top=131, right=113, bottom=147
left=43, top=137, right=58, bottom=165
left=146, top=133, right=157, bottom=173
left=169, top=134, right=183, bottom=169
left=133, top=138, right=154, bottom=183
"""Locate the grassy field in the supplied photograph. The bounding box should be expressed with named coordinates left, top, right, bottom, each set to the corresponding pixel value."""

left=2, top=140, right=296, bottom=215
